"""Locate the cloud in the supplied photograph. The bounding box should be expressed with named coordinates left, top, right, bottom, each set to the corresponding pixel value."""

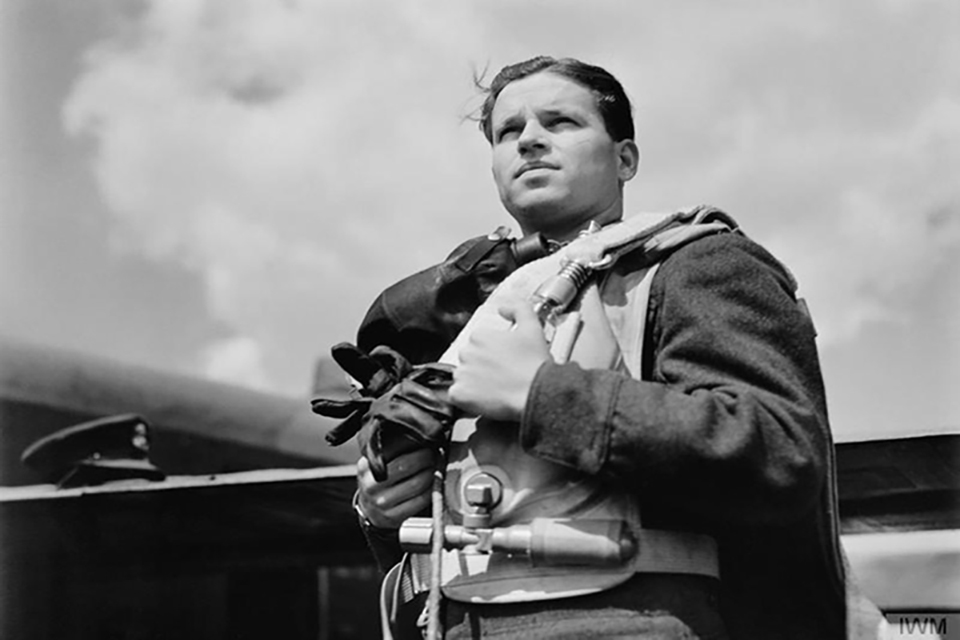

left=753, top=85, right=960, bottom=345
left=201, top=334, right=270, bottom=390
left=615, top=0, right=960, bottom=347
left=60, top=0, right=960, bottom=394
left=61, top=0, right=497, bottom=393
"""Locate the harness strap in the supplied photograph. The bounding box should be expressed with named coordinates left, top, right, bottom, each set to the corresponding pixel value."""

left=379, top=559, right=403, bottom=640
left=379, top=553, right=433, bottom=640
left=561, top=205, right=738, bottom=272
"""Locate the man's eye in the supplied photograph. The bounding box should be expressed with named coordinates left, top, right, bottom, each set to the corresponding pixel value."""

left=548, top=117, right=576, bottom=128
left=496, top=127, right=519, bottom=142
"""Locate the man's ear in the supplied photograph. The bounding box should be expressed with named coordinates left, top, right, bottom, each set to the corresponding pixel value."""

left=615, top=139, right=641, bottom=182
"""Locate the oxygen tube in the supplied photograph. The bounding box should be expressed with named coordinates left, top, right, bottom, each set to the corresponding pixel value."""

left=425, top=453, right=446, bottom=640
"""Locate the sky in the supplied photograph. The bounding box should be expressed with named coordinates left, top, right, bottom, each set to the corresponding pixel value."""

left=1, top=0, right=958, bottom=442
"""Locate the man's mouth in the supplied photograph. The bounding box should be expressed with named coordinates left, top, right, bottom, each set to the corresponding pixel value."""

left=516, top=161, right=558, bottom=178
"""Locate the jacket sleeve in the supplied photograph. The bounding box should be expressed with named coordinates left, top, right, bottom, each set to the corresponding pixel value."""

left=518, top=233, right=830, bottom=526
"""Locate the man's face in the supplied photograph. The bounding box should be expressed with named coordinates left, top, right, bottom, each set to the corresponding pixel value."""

left=489, top=72, right=637, bottom=239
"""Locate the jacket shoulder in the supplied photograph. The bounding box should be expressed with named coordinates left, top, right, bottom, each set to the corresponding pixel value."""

left=654, top=231, right=799, bottom=299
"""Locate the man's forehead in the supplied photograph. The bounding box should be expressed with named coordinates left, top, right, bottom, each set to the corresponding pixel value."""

left=491, top=73, right=597, bottom=122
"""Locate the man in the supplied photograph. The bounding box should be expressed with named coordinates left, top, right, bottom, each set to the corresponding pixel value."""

left=327, top=57, right=857, bottom=638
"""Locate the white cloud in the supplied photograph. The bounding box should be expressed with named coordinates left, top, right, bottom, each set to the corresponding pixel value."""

left=200, top=334, right=270, bottom=390
left=61, top=0, right=496, bottom=392
left=59, top=0, right=960, bottom=394
left=762, top=94, right=960, bottom=345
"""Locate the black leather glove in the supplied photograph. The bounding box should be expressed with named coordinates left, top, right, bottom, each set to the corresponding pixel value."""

left=311, top=342, right=412, bottom=447
left=312, top=344, right=459, bottom=481
left=359, top=363, right=459, bottom=482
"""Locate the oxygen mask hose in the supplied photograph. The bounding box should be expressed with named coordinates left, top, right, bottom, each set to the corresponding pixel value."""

left=530, top=259, right=591, bottom=325
left=530, top=221, right=606, bottom=325
left=426, top=448, right=447, bottom=640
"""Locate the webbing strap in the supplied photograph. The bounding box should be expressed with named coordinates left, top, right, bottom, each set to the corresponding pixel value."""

left=379, top=561, right=402, bottom=640
left=380, top=554, right=433, bottom=639
left=560, top=205, right=737, bottom=272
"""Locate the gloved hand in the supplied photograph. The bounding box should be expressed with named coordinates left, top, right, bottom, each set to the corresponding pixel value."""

left=311, top=342, right=412, bottom=447
left=359, top=363, right=459, bottom=482
left=312, top=343, right=459, bottom=481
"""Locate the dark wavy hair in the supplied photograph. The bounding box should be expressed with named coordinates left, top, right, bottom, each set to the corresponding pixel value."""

left=477, top=56, right=635, bottom=143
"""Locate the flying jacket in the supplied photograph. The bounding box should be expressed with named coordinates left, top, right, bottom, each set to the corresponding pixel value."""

left=522, top=231, right=847, bottom=638
left=353, top=218, right=851, bottom=639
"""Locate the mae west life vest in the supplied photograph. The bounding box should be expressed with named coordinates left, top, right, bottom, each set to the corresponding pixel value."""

left=421, top=206, right=736, bottom=603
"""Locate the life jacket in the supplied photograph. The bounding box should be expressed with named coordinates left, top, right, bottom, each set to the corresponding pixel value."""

left=423, top=206, right=736, bottom=603
left=366, top=204, right=885, bottom=636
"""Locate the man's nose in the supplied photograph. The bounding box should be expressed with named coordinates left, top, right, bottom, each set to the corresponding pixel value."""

left=517, top=120, right=548, bottom=154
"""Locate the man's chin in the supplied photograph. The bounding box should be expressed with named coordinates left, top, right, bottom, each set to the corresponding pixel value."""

left=507, top=190, right=568, bottom=219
